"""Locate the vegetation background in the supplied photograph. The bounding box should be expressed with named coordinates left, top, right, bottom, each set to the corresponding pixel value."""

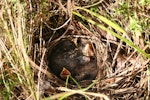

left=0, top=0, right=150, bottom=100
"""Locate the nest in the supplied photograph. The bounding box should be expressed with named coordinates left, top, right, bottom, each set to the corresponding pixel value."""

left=31, top=21, right=148, bottom=99
left=45, top=21, right=106, bottom=83
left=31, top=20, right=108, bottom=97
left=29, top=0, right=149, bottom=99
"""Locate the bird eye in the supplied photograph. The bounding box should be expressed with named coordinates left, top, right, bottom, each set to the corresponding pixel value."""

left=77, top=38, right=81, bottom=44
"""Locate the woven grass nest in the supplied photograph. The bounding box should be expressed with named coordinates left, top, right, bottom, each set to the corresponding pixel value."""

left=45, top=22, right=105, bottom=85
left=32, top=21, right=148, bottom=99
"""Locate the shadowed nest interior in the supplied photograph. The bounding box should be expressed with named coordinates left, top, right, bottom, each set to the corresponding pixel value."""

left=47, top=37, right=98, bottom=83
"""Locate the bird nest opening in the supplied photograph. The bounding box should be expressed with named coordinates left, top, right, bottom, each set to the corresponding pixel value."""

left=46, top=37, right=101, bottom=84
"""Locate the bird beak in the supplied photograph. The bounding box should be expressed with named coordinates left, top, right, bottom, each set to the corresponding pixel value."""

left=72, top=38, right=78, bottom=47
left=82, top=43, right=94, bottom=57
left=60, top=67, right=71, bottom=79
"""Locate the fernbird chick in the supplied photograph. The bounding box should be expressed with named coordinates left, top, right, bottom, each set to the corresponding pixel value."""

left=47, top=38, right=98, bottom=83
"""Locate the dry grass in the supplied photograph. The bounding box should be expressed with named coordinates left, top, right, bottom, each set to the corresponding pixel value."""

left=0, top=0, right=150, bottom=100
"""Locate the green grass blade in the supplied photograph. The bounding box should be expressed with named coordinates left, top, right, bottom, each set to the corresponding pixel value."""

left=70, top=76, right=82, bottom=89
left=76, top=7, right=126, bottom=34
left=82, top=80, right=98, bottom=91
left=73, top=11, right=150, bottom=59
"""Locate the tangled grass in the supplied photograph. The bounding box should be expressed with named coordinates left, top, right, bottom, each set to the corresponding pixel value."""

left=0, top=0, right=150, bottom=100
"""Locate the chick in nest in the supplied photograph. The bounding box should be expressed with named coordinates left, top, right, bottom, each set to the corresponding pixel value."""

left=47, top=38, right=98, bottom=83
